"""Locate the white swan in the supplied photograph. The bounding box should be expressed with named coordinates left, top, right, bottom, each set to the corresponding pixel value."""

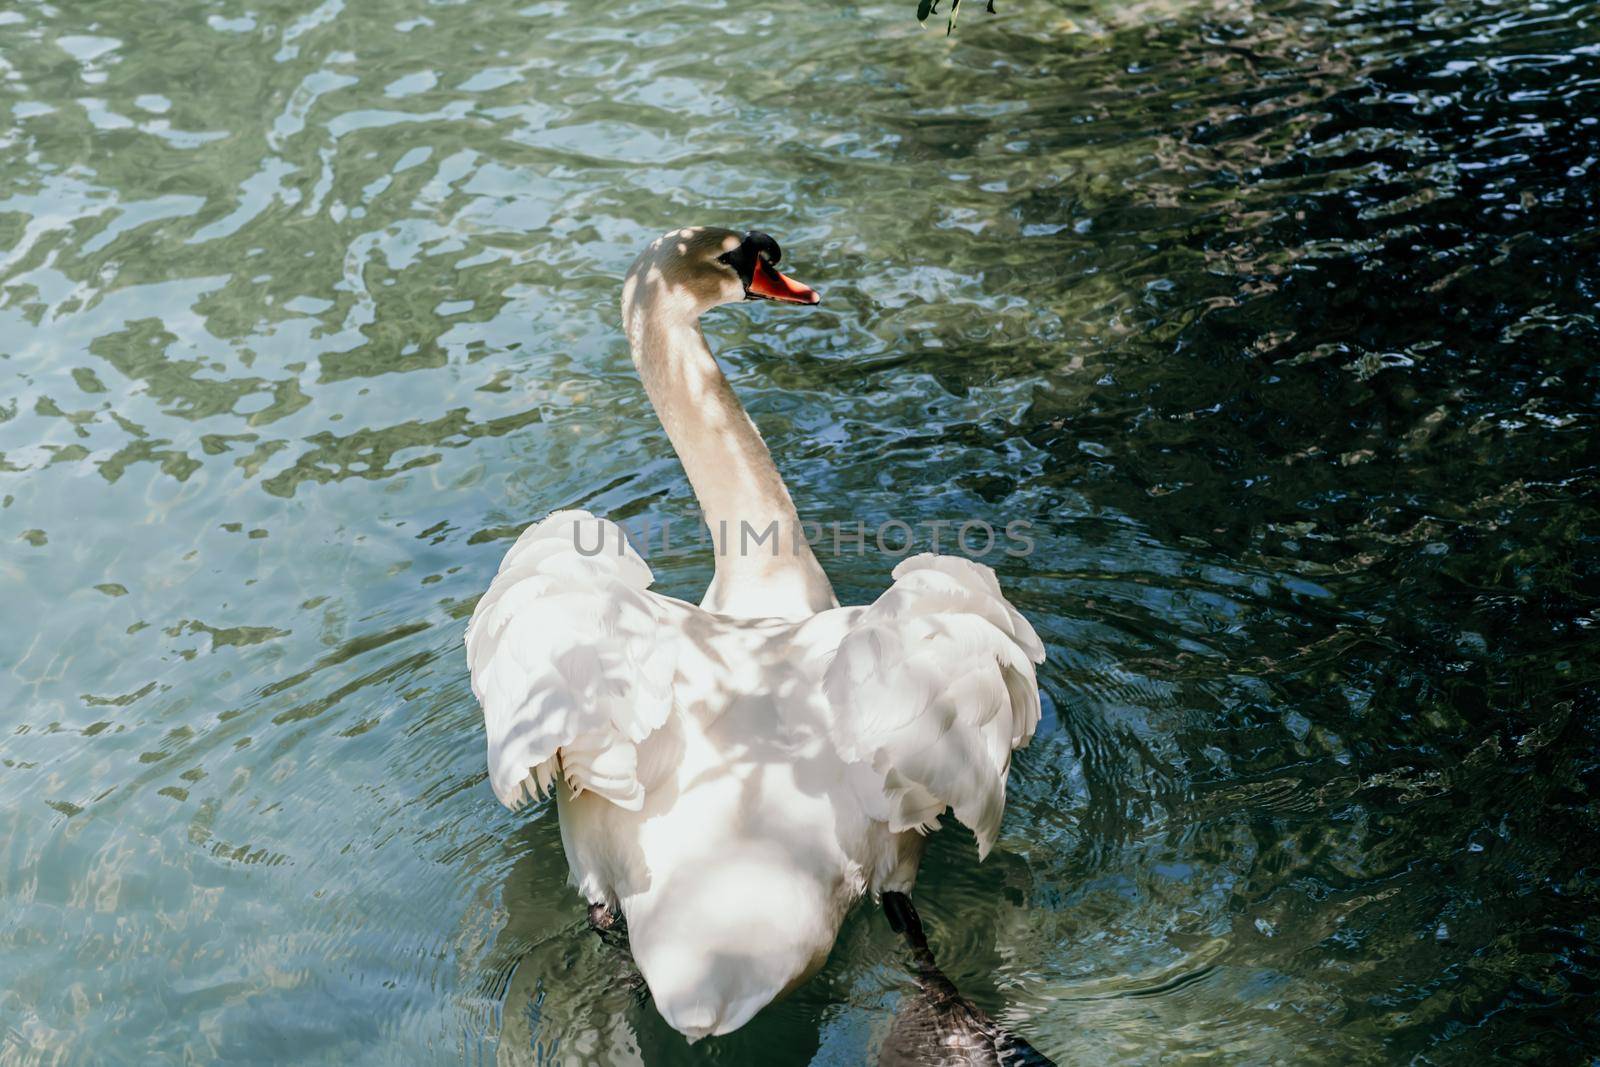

left=465, top=227, right=1046, bottom=1041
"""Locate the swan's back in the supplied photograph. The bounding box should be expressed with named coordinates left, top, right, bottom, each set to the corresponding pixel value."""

left=466, top=512, right=1044, bottom=1040
left=553, top=608, right=881, bottom=1038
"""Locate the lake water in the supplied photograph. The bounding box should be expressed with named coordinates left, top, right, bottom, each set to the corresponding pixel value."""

left=2, top=0, right=1596, bottom=1062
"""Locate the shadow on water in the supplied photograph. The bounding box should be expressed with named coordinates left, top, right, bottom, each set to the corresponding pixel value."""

left=0, top=0, right=1596, bottom=1062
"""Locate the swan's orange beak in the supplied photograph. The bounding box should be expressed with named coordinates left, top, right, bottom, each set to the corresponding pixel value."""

left=748, top=257, right=820, bottom=305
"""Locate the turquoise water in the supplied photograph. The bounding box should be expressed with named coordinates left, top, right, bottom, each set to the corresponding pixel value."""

left=2, top=0, right=1597, bottom=1062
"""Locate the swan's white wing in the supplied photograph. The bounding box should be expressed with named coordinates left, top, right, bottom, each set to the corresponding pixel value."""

left=823, top=554, right=1045, bottom=858
left=465, top=510, right=676, bottom=811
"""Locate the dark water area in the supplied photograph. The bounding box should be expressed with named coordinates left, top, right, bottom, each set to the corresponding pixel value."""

left=1, top=0, right=1596, bottom=1062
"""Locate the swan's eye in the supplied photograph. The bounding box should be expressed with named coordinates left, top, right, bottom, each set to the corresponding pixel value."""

left=743, top=231, right=782, bottom=266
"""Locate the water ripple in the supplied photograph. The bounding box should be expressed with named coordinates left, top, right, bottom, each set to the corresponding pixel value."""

left=1, top=0, right=1597, bottom=1062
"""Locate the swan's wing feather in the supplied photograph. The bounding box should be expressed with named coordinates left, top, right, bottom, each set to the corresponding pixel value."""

left=465, top=510, right=676, bottom=811
left=824, top=553, right=1045, bottom=858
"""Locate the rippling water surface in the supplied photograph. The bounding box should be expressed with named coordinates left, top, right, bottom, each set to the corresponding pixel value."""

left=2, top=0, right=1597, bottom=1062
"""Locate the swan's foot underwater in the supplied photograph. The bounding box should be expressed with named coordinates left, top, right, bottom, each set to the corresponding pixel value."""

left=587, top=901, right=620, bottom=932
left=586, top=902, right=633, bottom=951
left=880, top=892, right=1056, bottom=1067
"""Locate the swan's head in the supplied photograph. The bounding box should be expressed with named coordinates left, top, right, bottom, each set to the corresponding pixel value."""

left=624, top=227, right=820, bottom=320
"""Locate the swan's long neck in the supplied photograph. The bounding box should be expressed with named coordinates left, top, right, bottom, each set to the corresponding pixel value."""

left=623, top=279, right=837, bottom=619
